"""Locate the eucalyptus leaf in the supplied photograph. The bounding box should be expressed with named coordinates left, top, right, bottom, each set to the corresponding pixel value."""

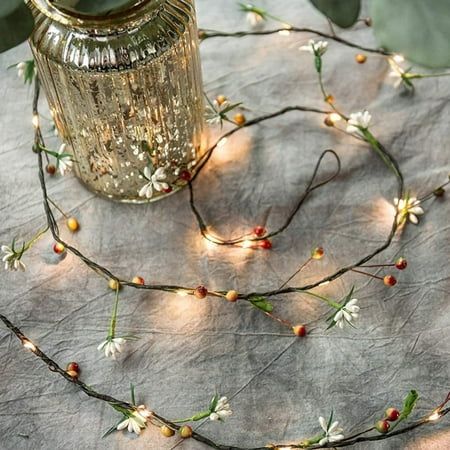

left=0, top=0, right=34, bottom=54
left=371, top=0, right=450, bottom=68
left=309, top=0, right=360, bottom=29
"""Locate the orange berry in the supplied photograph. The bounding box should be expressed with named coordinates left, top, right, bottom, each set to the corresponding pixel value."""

left=46, top=164, right=56, bottom=175
left=66, top=217, right=79, bottom=232
left=356, top=54, right=367, bottom=64
left=216, top=95, right=227, bottom=106
left=179, top=425, right=192, bottom=439
left=234, top=113, right=246, bottom=126
left=161, top=425, right=175, bottom=437
left=325, top=94, right=335, bottom=104
left=226, top=290, right=239, bottom=302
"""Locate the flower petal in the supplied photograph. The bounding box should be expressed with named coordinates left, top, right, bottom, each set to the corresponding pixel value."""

left=319, top=416, right=328, bottom=432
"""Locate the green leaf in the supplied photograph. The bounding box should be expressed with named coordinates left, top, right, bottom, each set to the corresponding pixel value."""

left=209, top=394, right=219, bottom=412
left=371, top=0, right=450, bottom=68
left=130, top=383, right=136, bottom=406
left=309, top=0, right=360, bottom=29
left=0, top=0, right=34, bottom=54
left=250, top=296, right=273, bottom=313
left=399, top=390, right=419, bottom=421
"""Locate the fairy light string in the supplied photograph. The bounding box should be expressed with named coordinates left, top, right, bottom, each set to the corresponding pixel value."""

left=0, top=311, right=449, bottom=450
left=1, top=7, right=450, bottom=448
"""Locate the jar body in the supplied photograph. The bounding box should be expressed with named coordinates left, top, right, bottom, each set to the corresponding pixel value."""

left=29, top=0, right=206, bottom=202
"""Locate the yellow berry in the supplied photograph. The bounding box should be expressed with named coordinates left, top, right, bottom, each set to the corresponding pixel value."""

left=234, top=113, right=246, bottom=126
left=226, top=290, right=239, bottom=302
left=161, top=425, right=175, bottom=437
left=179, top=425, right=192, bottom=439
left=108, top=279, right=121, bottom=290
left=356, top=54, right=367, bottom=64
left=216, top=95, right=227, bottom=106
left=67, top=217, right=79, bottom=232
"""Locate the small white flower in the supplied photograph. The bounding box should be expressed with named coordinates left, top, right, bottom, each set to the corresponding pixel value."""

left=17, top=62, right=26, bottom=79
left=246, top=11, right=264, bottom=28
left=346, top=110, right=372, bottom=135
left=299, top=39, right=328, bottom=56
left=388, top=58, right=406, bottom=88
left=333, top=298, right=359, bottom=329
left=116, top=411, right=147, bottom=435
left=318, top=416, right=345, bottom=446
left=138, top=166, right=169, bottom=199
left=2, top=245, right=26, bottom=272
left=57, top=143, right=73, bottom=176
left=394, top=197, right=424, bottom=225
left=209, top=396, right=232, bottom=422
left=97, top=337, right=126, bottom=359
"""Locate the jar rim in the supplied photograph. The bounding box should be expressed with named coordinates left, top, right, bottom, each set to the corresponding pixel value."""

left=29, top=0, right=161, bottom=28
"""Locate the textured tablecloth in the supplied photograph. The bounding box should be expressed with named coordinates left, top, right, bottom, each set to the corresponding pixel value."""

left=1, top=1, right=449, bottom=449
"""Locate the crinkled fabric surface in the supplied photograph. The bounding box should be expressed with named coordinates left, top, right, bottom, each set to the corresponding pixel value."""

left=0, top=1, right=449, bottom=449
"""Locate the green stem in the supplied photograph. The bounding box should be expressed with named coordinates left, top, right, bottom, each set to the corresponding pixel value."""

left=19, top=227, right=49, bottom=257
left=304, top=291, right=340, bottom=309
left=108, top=287, right=120, bottom=337
left=410, top=72, right=450, bottom=80
left=171, top=410, right=210, bottom=423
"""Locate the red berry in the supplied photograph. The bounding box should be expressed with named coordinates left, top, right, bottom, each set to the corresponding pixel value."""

left=132, top=276, right=145, bottom=285
left=385, top=408, right=400, bottom=421
left=66, top=361, right=80, bottom=378
left=292, top=325, right=307, bottom=337
left=53, top=242, right=65, bottom=254
left=260, top=239, right=272, bottom=250
left=163, top=186, right=173, bottom=193
left=46, top=164, right=56, bottom=175
left=194, top=285, right=208, bottom=299
left=311, top=247, right=325, bottom=260
left=375, top=420, right=390, bottom=434
left=383, top=275, right=397, bottom=286
left=395, top=258, right=407, bottom=270
left=180, top=170, right=191, bottom=181
left=253, top=226, right=266, bottom=237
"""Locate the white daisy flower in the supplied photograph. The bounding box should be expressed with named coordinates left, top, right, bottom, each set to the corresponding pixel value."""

left=57, top=143, right=73, bottom=176
left=138, top=166, right=169, bottom=199
left=346, top=110, right=372, bottom=135
left=205, top=100, right=230, bottom=125
left=2, top=245, right=26, bottom=272
left=97, top=337, right=126, bottom=360
left=318, top=416, right=345, bottom=446
left=394, top=197, right=424, bottom=225
left=246, top=11, right=264, bottom=28
left=388, top=58, right=406, bottom=88
left=333, top=298, right=359, bottom=329
left=209, top=396, right=232, bottom=422
left=116, top=410, right=147, bottom=435
left=299, top=39, right=328, bottom=56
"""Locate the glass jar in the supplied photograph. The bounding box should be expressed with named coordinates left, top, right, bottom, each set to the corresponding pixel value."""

left=27, top=0, right=206, bottom=202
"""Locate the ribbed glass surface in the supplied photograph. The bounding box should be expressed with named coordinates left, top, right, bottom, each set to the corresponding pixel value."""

left=29, top=0, right=206, bottom=202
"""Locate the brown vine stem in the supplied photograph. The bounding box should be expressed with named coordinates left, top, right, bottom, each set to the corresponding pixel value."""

left=0, top=312, right=448, bottom=449
left=33, top=67, right=404, bottom=303
left=199, top=27, right=391, bottom=56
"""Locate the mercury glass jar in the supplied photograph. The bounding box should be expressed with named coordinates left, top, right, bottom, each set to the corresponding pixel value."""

left=27, top=0, right=206, bottom=202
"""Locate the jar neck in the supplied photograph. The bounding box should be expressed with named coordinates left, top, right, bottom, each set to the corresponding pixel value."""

left=28, top=0, right=165, bottom=30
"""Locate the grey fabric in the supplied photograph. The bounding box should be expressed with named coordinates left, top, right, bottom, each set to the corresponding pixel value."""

left=0, top=1, right=449, bottom=449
